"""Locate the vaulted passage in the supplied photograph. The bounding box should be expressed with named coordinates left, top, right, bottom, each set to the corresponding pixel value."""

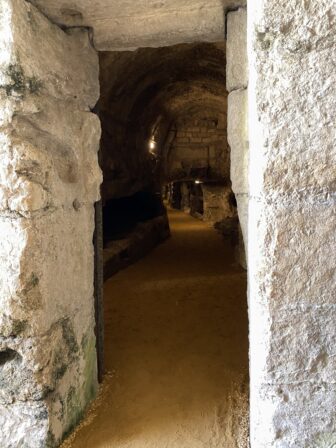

left=2, top=1, right=334, bottom=446
left=99, top=41, right=246, bottom=278
left=64, top=40, right=250, bottom=447
left=62, top=208, right=248, bottom=447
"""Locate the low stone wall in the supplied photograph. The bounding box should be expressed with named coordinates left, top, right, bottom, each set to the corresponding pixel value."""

left=104, top=215, right=170, bottom=280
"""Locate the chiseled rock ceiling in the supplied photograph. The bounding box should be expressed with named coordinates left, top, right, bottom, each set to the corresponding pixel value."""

left=98, top=42, right=227, bottom=131
left=29, top=0, right=246, bottom=50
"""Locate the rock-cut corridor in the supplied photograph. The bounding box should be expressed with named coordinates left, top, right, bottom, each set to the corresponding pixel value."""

left=62, top=209, right=249, bottom=448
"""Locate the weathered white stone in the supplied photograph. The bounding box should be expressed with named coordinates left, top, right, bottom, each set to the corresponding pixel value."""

left=253, top=382, right=336, bottom=448
left=0, top=206, right=96, bottom=331
left=0, top=401, right=49, bottom=447
left=226, top=8, right=248, bottom=92
left=4, top=102, right=102, bottom=212
left=8, top=179, right=48, bottom=212
left=226, top=8, right=249, bottom=271
left=228, top=89, right=248, bottom=195
left=227, top=89, right=249, bottom=260
left=248, top=0, right=336, bottom=445
left=0, top=0, right=99, bottom=111
left=30, top=0, right=246, bottom=51
left=0, top=0, right=101, bottom=446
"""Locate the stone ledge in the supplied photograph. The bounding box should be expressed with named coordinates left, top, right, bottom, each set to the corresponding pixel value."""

left=104, top=215, right=170, bottom=280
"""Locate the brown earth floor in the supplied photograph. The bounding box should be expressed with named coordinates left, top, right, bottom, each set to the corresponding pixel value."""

left=62, top=208, right=249, bottom=448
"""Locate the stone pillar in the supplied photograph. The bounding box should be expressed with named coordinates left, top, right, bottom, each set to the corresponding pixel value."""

left=227, top=7, right=248, bottom=269
left=202, top=184, right=236, bottom=224
left=248, top=1, right=336, bottom=446
left=0, top=1, right=101, bottom=446
left=181, top=182, right=191, bottom=212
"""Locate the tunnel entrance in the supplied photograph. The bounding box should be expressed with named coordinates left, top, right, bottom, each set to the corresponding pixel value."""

left=83, top=40, right=250, bottom=448
left=62, top=39, right=249, bottom=446
left=97, top=42, right=246, bottom=276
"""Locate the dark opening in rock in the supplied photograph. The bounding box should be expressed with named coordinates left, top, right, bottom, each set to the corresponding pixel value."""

left=0, top=349, right=21, bottom=366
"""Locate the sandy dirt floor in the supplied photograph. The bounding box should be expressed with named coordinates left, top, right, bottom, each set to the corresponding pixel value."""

left=61, top=208, right=249, bottom=448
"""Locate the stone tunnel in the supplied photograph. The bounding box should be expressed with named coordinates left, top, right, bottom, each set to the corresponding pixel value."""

left=99, top=41, right=248, bottom=277
left=0, top=0, right=335, bottom=447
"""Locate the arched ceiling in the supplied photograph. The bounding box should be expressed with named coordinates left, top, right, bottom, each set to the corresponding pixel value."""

left=98, top=42, right=228, bottom=199
left=98, top=42, right=226, bottom=137
left=29, top=0, right=246, bottom=50
left=141, top=83, right=227, bottom=125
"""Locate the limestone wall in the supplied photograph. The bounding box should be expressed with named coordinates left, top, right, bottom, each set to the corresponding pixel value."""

left=248, top=1, right=336, bottom=446
left=0, top=0, right=101, bottom=446
left=168, top=113, right=229, bottom=181
left=29, top=0, right=246, bottom=51
left=226, top=7, right=248, bottom=268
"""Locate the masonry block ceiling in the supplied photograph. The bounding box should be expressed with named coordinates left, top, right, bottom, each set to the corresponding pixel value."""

left=30, top=0, right=246, bottom=50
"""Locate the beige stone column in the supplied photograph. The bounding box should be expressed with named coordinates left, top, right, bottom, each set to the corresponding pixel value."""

left=0, top=0, right=101, bottom=446
left=227, top=7, right=248, bottom=267
left=248, top=0, right=336, bottom=446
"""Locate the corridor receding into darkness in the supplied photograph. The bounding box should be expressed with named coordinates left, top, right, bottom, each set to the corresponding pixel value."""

left=62, top=208, right=248, bottom=448
left=61, top=39, right=249, bottom=447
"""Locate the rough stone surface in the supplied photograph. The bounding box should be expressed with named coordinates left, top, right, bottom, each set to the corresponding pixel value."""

left=168, top=113, right=229, bottom=181
left=226, top=8, right=249, bottom=272
left=248, top=0, right=336, bottom=446
left=0, top=0, right=101, bottom=446
left=202, top=184, right=236, bottom=224
left=29, top=0, right=246, bottom=51
left=226, top=8, right=248, bottom=92
left=228, top=89, right=248, bottom=196
left=227, top=86, right=248, bottom=266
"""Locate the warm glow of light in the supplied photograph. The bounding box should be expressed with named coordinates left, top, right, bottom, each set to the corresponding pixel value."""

left=149, top=140, right=156, bottom=150
left=195, top=180, right=202, bottom=184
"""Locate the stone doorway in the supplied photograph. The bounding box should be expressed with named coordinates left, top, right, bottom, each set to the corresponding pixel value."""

left=1, top=1, right=334, bottom=447
left=0, top=2, right=249, bottom=444
left=82, top=33, right=250, bottom=447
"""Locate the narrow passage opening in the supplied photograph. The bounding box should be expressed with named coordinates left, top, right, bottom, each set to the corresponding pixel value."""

left=63, top=42, right=249, bottom=448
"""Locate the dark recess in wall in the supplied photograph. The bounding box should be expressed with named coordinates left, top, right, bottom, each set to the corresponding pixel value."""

left=103, top=190, right=166, bottom=245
